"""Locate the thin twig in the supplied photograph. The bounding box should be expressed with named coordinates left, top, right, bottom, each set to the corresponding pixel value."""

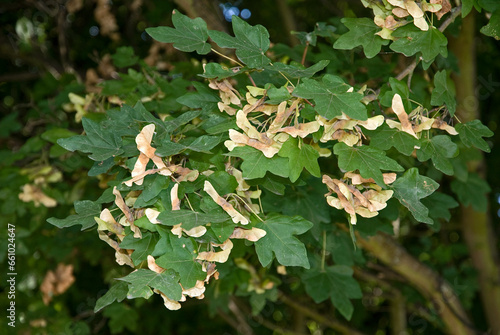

left=387, top=6, right=462, bottom=87
left=278, top=292, right=367, bottom=335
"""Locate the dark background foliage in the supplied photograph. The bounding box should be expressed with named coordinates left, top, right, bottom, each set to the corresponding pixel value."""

left=0, top=0, right=499, bottom=334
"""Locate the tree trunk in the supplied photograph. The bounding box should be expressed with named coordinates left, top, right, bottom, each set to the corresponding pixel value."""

left=359, top=232, right=474, bottom=335
left=449, top=11, right=500, bottom=335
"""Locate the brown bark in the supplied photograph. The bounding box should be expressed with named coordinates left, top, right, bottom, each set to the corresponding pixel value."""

left=449, top=11, right=500, bottom=335
left=358, top=232, right=474, bottom=335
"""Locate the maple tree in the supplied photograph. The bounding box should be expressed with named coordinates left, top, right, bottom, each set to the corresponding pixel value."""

left=2, top=0, right=500, bottom=334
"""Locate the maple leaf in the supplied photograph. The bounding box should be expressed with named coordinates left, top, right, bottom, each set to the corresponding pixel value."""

left=226, top=146, right=290, bottom=180
left=40, top=263, right=76, bottom=305
left=334, top=18, right=390, bottom=58
left=278, top=137, right=321, bottom=182
left=366, top=123, right=420, bottom=156
left=94, top=282, right=128, bottom=313
left=209, top=15, right=271, bottom=68
left=431, top=70, right=456, bottom=116
left=155, top=232, right=207, bottom=288
left=157, top=209, right=229, bottom=230
left=421, top=192, right=459, bottom=222
left=480, top=10, right=500, bottom=40
left=264, top=60, right=330, bottom=79
left=451, top=173, right=491, bottom=212
left=146, top=10, right=211, bottom=54
left=416, top=135, right=458, bottom=175
left=47, top=200, right=101, bottom=230
left=254, top=215, right=313, bottom=269
left=455, top=120, right=494, bottom=153
left=391, top=167, right=439, bottom=224
left=118, top=268, right=182, bottom=301
left=119, top=232, right=160, bottom=266
left=390, top=24, right=448, bottom=62
left=333, top=142, right=404, bottom=186
left=293, top=75, right=368, bottom=120
left=58, top=118, right=124, bottom=161
left=302, top=266, right=362, bottom=320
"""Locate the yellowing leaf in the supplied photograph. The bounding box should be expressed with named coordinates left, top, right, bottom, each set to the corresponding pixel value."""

left=226, top=129, right=280, bottom=158
left=230, top=227, right=267, bottom=242
left=277, top=121, right=321, bottom=138
left=171, top=183, right=181, bottom=210
left=209, top=79, right=241, bottom=105
left=145, top=208, right=161, bottom=224
left=113, top=186, right=141, bottom=238
left=204, top=180, right=249, bottom=224
left=182, top=280, right=206, bottom=298
left=155, top=289, right=182, bottom=310
left=196, top=239, right=233, bottom=263
left=147, top=255, right=165, bottom=273
left=391, top=94, right=418, bottom=138
left=268, top=100, right=293, bottom=133
left=40, top=263, right=75, bottom=305
left=18, top=184, right=57, bottom=207
left=97, top=208, right=124, bottom=236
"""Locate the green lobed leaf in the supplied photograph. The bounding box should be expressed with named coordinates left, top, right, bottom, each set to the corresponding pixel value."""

left=135, top=174, right=170, bottom=206
left=120, top=232, right=160, bottom=266
left=334, top=18, right=390, bottom=58
left=431, top=70, right=456, bottom=116
left=254, top=215, right=313, bottom=268
left=263, top=179, right=330, bottom=224
left=118, top=268, right=182, bottom=301
left=199, top=63, right=246, bottom=79
left=462, top=0, right=479, bottom=17
left=451, top=173, right=491, bottom=212
left=293, top=75, right=367, bottom=120
left=94, top=282, right=129, bottom=313
left=47, top=200, right=101, bottom=230
left=390, top=25, right=448, bottom=63
left=208, top=15, right=271, bottom=68
left=391, top=167, right=439, bottom=224
left=278, top=137, right=321, bottom=182
left=366, top=123, right=419, bottom=156
left=111, top=46, right=139, bottom=67
left=58, top=118, right=124, bottom=161
left=146, top=11, right=211, bottom=54
left=416, top=135, right=458, bottom=175
left=210, top=221, right=236, bottom=243
left=155, top=233, right=206, bottom=288
left=157, top=209, right=230, bottom=230
left=456, top=120, right=493, bottom=153
left=478, top=0, right=500, bottom=11
left=207, top=171, right=238, bottom=195
left=333, top=142, right=404, bottom=186
left=481, top=10, right=500, bottom=40
left=156, top=135, right=223, bottom=156
left=264, top=60, right=330, bottom=79
left=103, top=303, right=138, bottom=334
left=302, top=266, right=362, bottom=320
left=421, top=192, right=459, bottom=222
left=226, top=146, right=290, bottom=180
left=177, top=81, right=220, bottom=113
left=103, top=102, right=166, bottom=138
left=379, top=77, right=411, bottom=110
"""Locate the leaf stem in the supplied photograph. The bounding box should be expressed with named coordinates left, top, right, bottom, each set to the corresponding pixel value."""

left=247, top=72, right=257, bottom=87
left=231, top=193, right=264, bottom=222
left=321, top=230, right=326, bottom=272
left=211, top=48, right=244, bottom=67
left=301, top=42, right=309, bottom=66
